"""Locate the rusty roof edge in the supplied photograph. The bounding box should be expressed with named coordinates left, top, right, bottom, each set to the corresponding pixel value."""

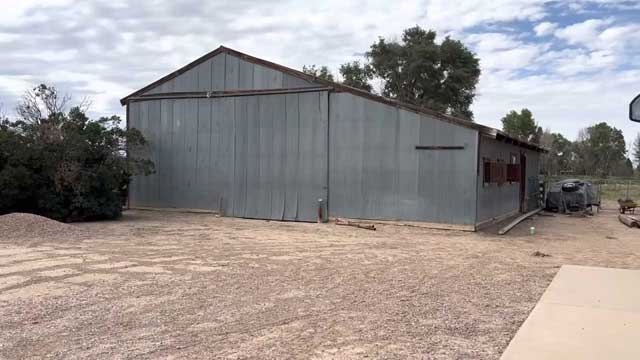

left=120, top=45, right=547, bottom=152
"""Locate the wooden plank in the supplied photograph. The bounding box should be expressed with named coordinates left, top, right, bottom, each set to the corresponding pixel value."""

left=498, top=208, right=542, bottom=235
left=329, top=217, right=476, bottom=232
left=619, top=214, right=640, bottom=228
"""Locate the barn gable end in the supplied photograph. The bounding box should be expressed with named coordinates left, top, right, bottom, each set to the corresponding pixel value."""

left=122, top=47, right=319, bottom=102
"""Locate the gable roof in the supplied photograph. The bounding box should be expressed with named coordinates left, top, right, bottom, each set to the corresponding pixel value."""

left=121, top=46, right=546, bottom=152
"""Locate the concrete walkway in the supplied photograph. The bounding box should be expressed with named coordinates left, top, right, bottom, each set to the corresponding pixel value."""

left=501, top=265, right=640, bottom=359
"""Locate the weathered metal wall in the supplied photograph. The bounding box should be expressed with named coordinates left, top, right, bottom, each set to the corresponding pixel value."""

left=475, top=136, right=541, bottom=224
left=524, top=148, right=541, bottom=211
left=328, top=93, right=478, bottom=225
left=128, top=91, right=328, bottom=221
left=143, top=53, right=317, bottom=95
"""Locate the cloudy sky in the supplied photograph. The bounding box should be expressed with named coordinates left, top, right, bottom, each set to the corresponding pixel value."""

left=1, top=0, right=640, bottom=146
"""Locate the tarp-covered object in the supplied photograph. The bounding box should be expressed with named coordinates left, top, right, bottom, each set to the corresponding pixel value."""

left=546, top=179, right=599, bottom=212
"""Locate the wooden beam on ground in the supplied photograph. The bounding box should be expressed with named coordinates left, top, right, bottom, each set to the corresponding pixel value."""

left=619, top=214, right=640, bottom=228
left=335, top=218, right=376, bottom=231
left=498, top=208, right=543, bottom=235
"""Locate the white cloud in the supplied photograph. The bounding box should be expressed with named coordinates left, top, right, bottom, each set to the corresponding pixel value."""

left=554, top=18, right=613, bottom=47
left=1, top=0, right=640, bottom=146
left=465, top=33, right=545, bottom=71
left=534, top=22, right=557, bottom=36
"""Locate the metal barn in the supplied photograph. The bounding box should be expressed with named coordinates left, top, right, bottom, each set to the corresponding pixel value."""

left=121, top=46, right=545, bottom=230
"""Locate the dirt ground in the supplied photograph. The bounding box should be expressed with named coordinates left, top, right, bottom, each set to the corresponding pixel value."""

left=1, top=204, right=639, bottom=359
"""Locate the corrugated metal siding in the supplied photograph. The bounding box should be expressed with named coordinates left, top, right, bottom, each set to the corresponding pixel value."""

left=128, top=91, right=328, bottom=221
left=525, top=149, right=541, bottom=211
left=142, top=53, right=318, bottom=95
left=328, top=93, right=478, bottom=225
left=475, top=136, right=541, bottom=223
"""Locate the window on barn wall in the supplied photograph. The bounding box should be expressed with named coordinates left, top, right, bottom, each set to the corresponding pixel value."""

left=483, top=158, right=491, bottom=186
left=507, top=153, right=521, bottom=183
left=493, top=159, right=507, bottom=185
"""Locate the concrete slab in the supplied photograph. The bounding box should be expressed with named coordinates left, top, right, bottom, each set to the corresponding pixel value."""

left=501, top=265, right=640, bottom=360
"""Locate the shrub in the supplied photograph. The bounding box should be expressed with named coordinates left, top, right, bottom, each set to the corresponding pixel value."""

left=0, top=85, right=154, bottom=221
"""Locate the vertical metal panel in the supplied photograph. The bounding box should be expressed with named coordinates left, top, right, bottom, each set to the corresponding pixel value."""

left=138, top=101, right=150, bottom=205
left=158, top=99, right=173, bottom=206
left=253, top=64, right=283, bottom=89
left=183, top=99, right=199, bottom=207
left=283, top=74, right=315, bottom=88
left=244, top=95, right=261, bottom=218
left=175, top=68, right=198, bottom=92
left=211, top=54, right=226, bottom=91
left=195, top=59, right=212, bottom=91
left=225, top=54, right=240, bottom=90
left=147, top=100, right=161, bottom=207
left=195, top=99, right=212, bottom=209
left=270, top=95, right=287, bottom=219
left=171, top=100, right=184, bottom=207
left=328, top=93, right=365, bottom=218
left=297, top=91, right=328, bottom=221
left=238, top=58, right=254, bottom=89
left=328, top=93, right=477, bottom=225
left=283, top=94, right=300, bottom=220
left=256, top=95, right=274, bottom=217
left=525, top=149, right=541, bottom=211
left=396, top=111, right=420, bottom=219
left=219, top=98, right=236, bottom=214
left=232, top=97, right=249, bottom=217
left=209, top=98, right=222, bottom=211
left=128, top=102, right=141, bottom=206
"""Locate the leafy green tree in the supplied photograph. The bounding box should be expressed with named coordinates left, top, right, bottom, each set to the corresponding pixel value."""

left=573, top=122, right=626, bottom=177
left=540, top=130, right=573, bottom=175
left=366, top=26, right=480, bottom=120
left=302, top=65, right=335, bottom=82
left=339, top=61, right=373, bottom=92
left=501, top=108, right=542, bottom=143
left=612, top=157, right=634, bottom=177
left=0, top=84, right=154, bottom=221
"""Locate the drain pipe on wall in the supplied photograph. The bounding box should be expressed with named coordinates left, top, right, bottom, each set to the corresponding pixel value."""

left=317, top=198, right=325, bottom=223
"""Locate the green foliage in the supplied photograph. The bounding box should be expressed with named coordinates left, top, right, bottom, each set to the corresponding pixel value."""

left=540, top=130, right=572, bottom=175
left=501, top=108, right=542, bottom=143
left=573, top=122, right=627, bottom=177
left=339, top=61, right=373, bottom=92
left=302, top=65, right=335, bottom=82
left=366, top=26, right=480, bottom=120
left=0, top=84, right=154, bottom=222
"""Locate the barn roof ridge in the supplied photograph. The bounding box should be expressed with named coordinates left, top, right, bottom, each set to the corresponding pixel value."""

left=120, top=45, right=546, bottom=152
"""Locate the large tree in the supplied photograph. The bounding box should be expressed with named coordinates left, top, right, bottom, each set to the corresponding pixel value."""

left=501, top=108, right=543, bottom=143
left=573, top=122, right=626, bottom=177
left=367, top=26, right=480, bottom=120
left=302, top=65, right=335, bottom=82
left=339, top=61, right=373, bottom=92
left=540, top=130, right=572, bottom=175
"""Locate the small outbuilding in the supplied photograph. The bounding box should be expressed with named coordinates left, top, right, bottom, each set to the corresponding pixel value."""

left=121, top=46, right=545, bottom=230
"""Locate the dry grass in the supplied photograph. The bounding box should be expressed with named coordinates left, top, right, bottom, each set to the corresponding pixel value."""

left=1, top=205, right=639, bottom=359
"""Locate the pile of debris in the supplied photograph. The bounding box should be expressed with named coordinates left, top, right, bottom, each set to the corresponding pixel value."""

left=0, top=213, right=86, bottom=242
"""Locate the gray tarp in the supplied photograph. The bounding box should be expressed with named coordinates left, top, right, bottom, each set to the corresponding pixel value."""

left=546, top=179, right=598, bottom=212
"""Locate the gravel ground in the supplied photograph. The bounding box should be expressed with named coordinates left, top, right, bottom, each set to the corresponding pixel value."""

left=1, top=205, right=639, bottom=359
